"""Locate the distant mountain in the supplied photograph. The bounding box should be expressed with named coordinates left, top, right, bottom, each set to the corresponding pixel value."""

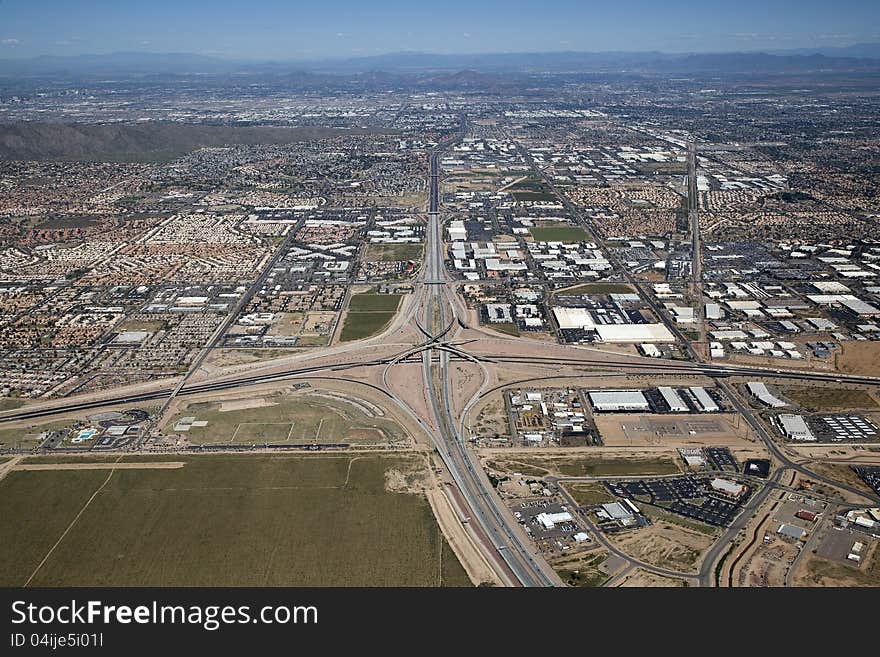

left=770, top=42, right=880, bottom=59
left=0, top=122, right=384, bottom=162
left=0, top=49, right=878, bottom=79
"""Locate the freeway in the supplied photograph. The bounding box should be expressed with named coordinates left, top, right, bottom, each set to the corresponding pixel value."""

left=419, top=141, right=559, bottom=586
left=2, top=350, right=878, bottom=424
left=687, top=141, right=707, bottom=351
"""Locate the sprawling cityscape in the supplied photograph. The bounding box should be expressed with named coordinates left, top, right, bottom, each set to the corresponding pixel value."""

left=2, top=9, right=880, bottom=595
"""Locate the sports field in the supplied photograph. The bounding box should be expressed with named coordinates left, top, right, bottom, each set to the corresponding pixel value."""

left=166, top=393, right=407, bottom=445
left=529, top=224, right=589, bottom=242
left=0, top=454, right=471, bottom=587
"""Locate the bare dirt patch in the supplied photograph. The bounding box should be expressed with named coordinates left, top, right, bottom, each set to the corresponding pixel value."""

left=219, top=398, right=277, bottom=412
left=836, top=341, right=880, bottom=377
left=609, top=522, right=714, bottom=573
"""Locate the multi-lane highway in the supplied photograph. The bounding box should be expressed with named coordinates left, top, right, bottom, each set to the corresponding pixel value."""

left=419, top=142, right=559, bottom=587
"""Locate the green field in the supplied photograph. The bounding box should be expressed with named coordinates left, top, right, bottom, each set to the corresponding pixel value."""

left=0, top=454, right=471, bottom=586
left=364, top=243, right=423, bottom=262
left=0, top=398, right=25, bottom=411
left=340, top=312, right=396, bottom=341
left=507, top=177, right=557, bottom=203
left=339, top=293, right=402, bottom=342
left=565, top=482, right=616, bottom=506
left=529, top=225, right=589, bottom=242
left=512, top=190, right=557, bottom=202
left=486, top=322, right=520, bottom=337
left=348, top=293, right=402, bottom=312
left=167, top=393, right=406, bottom=445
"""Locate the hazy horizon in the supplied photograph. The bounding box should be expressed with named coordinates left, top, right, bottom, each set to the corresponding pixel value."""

left=1, top=0, right=879, bottom=60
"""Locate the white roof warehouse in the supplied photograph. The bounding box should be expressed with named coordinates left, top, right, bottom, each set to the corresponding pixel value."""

left=552, top=307, right=675, bottom=343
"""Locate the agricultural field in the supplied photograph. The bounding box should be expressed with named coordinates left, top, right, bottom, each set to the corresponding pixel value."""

left=0, top=454, right=471, bottom=587
left=529, top=224, right=589, bottom=242
left=339, top=293, right=402, bottom=342
left=165, top=392, right=408, bottom=446
left=348, top=293, right=402, bottom=312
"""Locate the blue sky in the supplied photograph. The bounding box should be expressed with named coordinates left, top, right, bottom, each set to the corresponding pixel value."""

left=1, top=0, right=879, bottom=59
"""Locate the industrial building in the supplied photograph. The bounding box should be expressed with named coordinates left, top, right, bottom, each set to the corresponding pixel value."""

left=659, top=386, right=687, bottom=412
left=746, top=382, right=788, bottom=408
left=777, top=414, right=816, bottom=442
left=551, top=307, right=675, bottom=342
left=689, top=386, right=720, bottom=413
left=536, top=511, right=573, bottom=529
left=588, top=390, right=650, bottom=412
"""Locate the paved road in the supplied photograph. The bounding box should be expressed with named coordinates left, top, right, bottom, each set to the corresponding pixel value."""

left=420, top=143, right=559, bottom=586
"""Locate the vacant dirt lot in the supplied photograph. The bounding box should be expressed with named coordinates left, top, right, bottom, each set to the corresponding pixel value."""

left=608, top=521, right=714, bottom=573
left=836, top=342, right=880, bottom=377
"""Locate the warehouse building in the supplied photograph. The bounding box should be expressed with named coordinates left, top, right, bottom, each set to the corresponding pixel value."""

left=659, top=386, right=688, bottom=412
left=777, top=414, right=816, bottom=442
left=552, top=307, right=675, bottom=342
left=689, top=386, right=720, bottom=413
left=746, top=382, right=788, bottom=408
left=588, top=390, right=650, bottom=412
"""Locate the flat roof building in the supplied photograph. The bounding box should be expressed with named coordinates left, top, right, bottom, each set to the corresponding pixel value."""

left=689, top=387, right=720, bottom=413
left=589, top=390, right=650, bottom=412
left=659, top=387, right=688, bottom=412
left=746, top=382, right=787, bottom=408
left=777, top=414, right=816, bottom=442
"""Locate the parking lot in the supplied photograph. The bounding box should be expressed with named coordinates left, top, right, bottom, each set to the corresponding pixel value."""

left=510, top=498, right=589, bottom=554
left=706, top=447, right=739, bottom=472
left=607, top=474, right=749, bottom=527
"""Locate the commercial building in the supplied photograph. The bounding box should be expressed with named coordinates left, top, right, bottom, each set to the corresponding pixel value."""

left=536, top=511, right=573, bottom=529
left=777, top=523, right=806, bottom=540
left=710, top=477, right=746, bottom=499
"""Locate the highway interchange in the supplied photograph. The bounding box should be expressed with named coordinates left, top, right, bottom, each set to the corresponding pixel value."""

left=2, top=118, right=879, bottom=587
